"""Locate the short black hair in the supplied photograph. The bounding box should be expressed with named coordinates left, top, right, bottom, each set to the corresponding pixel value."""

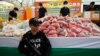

left=39, top=3, right=43, bottom=6
left=63, top=1, right=68, bottom=5
left=90, top=1, right=95, bottom=5
left=14, top=7, right=19, bottom=11
left=29, top=18, right=42, bottom=26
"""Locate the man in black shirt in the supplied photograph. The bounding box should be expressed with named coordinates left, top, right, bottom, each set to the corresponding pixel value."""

left=85, top=2, right=95, bottom=11
left=8, top=7, right=19, bottom=21
left=18, top=18, right=51, bottom=56
left=60, top=1, right=70, bottom=16
left=38, top=3, right=47, bottom=18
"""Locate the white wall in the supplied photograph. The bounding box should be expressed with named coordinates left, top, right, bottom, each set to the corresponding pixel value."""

left=82, top=0, right=100, bottom=2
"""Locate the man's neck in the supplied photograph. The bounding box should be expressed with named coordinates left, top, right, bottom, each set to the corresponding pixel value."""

left=31, top=31, right=37, bottom=35
left=64, top=7, right=67, bottom=8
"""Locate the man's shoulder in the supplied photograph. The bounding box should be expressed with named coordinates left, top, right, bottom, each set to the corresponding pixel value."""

left=42, top=7, right=47, bottom=10
left=67, top=7, right=70, bottom=9
left=42, top=7, right=46, bottom=9
left=10, top=10, right=14, bottom=13
left=21, top=31, right=31, bottom=40
left=23, top=31, right=31, bottom=36
left=9, top=10, right=15, bottom=14
left=61, top=7, right=68, bottom=10
left=37, top=31, right=47, bottom=37
left=61, top=7, right=64, bottom=9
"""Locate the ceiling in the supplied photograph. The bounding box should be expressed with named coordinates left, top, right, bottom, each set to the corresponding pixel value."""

left=0, top=0, right=34, bottom=6
left=0, top=0, right=100, bottom=6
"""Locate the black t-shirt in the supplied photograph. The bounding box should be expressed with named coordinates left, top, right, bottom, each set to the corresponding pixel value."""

left=60, top=7, right=70, bottom=16
left=85, top=6, right=96, bottom=11
left=39, top=7, right=47, bottom=18
left=9, top=10, right=17, bottom=18
left=9, top=10, right=17, bottom=21
left=18, top=31, right=51, bottom=56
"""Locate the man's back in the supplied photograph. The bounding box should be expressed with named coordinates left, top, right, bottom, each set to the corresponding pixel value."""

left=39, top=7, right=47, bottom=18
left=60, top=7, right=70, bottom=16
left=9, top=10, right=17, bottom=18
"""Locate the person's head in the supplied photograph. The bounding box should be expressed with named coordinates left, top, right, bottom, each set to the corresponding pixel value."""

left=13, top=7, right=19, bottom=12
left=90, top=1, right=95, bottom=8
left=63, top=1, right=68, bottom=7
left=29, top=18, right=42, bottom=32
left=39, top=3, right=43, bottom=7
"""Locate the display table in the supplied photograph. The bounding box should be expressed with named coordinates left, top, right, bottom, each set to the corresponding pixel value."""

left=0, top=37, right=100, bottom=56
